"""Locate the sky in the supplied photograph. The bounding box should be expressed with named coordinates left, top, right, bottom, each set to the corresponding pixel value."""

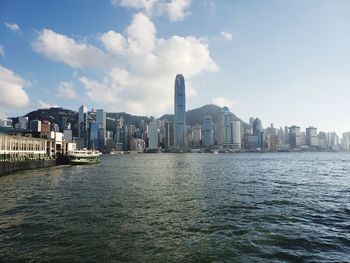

left=0, top=0, right=349, bottom=134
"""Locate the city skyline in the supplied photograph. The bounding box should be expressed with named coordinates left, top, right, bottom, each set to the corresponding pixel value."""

left=0, top=0, right=350, bottom=135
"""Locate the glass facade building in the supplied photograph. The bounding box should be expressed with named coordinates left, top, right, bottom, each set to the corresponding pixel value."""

left=174, top=74, right=186, bottom=149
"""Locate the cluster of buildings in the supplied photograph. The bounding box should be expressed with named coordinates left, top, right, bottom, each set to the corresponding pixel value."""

left=1, top=74, right=350, bottom=157
left=0, top=116, right=73, bottom=162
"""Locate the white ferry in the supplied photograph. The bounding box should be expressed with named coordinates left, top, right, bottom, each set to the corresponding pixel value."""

left=68, top=149, right=101, bottom=165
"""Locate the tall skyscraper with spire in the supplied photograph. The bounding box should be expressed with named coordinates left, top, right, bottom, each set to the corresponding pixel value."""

left=174, top=74, right=186, bottom=150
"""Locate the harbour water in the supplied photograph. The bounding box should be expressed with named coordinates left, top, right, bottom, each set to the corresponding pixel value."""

left=0, top=153, right=349, bottom=262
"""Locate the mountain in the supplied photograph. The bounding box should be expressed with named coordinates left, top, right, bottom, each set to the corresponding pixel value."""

left=160, top=104, right=249, bottom=129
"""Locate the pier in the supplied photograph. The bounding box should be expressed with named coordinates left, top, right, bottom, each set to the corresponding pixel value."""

left=0, top=133, right=67, bottom=175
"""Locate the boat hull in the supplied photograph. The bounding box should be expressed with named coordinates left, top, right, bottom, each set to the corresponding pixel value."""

left=70, top=158, right=100, bottom=165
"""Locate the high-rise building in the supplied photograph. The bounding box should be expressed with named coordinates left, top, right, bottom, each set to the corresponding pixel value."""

left=218, top=106, right=233, bottom=146
left=289, top=126, right=301, bottom=149
left=148, top=121, right=159, bottom=149
left=341, top=132, right=350, bottom=151
left=192, top=124, right=202, bottom=147
left=253, top=118, right=265, bottom=149
left=30, top=120, right=41, bottom=132
left=165, top=121, right=174, bottom=150
left=96, top=109, right=106, bottom=149
left=89, top=122, right=99, bottom=149
left=18, top=116, right=28, bottom=130
left=203, top=116, right=214, bottom=147
left=78, top=105, right=88, bottom=147
left=306, top=127, right=318, bottom=146
left=174, top=74, right=186, bottom=150
left=232, top=121, right=241, bottom=150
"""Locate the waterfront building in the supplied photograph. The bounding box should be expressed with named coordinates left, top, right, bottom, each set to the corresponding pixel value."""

left=165, top=121, right=174, bottom=150
left=148, top=121, right=159, bottom=149
left=78, top=105, right=88, bottom=147
left=328, top=132, right=339, bottom=147
left=247, top=135, right=260, bottom=150
left=289, top=126, right=301, bottom=149
left=268, top=134, right=279, bottom=150
left=218, top=106, right=233, bottom=148
left=96, top=109, right=106, bottom=149
left=89, top=122, right=99, bottom=149
left=253, top=118, right=265, bottom=149
left=174, top=74, right=187, bottom=150
left=192, top=124, right=201, bottom=147
left=277, top=128, right=285, bottom=145
left=203, top=116, right=214, bottom=148
left=18, top=116, right=28, bottom=130
left=30, top=120, right=41, bottom=132
left=284, top=126, right=289, bottom=145
left=341, top=132, right=350, bottom=151
left=306, top=127, right=318, bottom=147
left=0, top=133, right=52, bottom=161
left=232, top=121, right=241, bottom=150
left=139, top=119, right=145, bottom=139
left=318, top=132, right=327, bottom=148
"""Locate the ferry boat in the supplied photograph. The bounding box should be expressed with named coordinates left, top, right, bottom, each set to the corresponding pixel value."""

left=68, top=149, right=101, bottom=165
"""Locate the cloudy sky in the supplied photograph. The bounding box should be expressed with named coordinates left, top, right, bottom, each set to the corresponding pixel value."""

left=0, top=0, right=349, bottom=134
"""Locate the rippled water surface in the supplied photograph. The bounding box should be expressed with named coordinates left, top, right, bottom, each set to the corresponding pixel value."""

left=1, top=153, right=350, bottom=262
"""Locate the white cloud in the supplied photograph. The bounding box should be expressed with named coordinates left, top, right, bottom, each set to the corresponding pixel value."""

left=166, top=0, right=191, bottom=21
left=100, top=31, right=126, bottom=55
left=220, top=31, right=233, bottom=41
left=37, top=100, right=59, bottom=109
left=0, top=65, right=30, bottom=110
left=111, top=0, right=156, bottom=15
left=34, top=13, right=218, bottom=116
left=0, top=45, right=4, bottom=56
left=32, top=29, right=113, bottom=69
left=111, top=0, right=191, bottom=21
left=57, top=81, right=78, bottom=99
left=212, top=97, right=236, bottom=110
left=5, top=22, right=21, bottom=32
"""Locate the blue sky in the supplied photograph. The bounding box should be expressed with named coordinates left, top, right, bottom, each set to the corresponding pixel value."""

left=0, top=0, right=349, bottom=134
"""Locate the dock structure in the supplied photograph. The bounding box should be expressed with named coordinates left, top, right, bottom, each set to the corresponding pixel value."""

left=0, top=133, right=54, bottom=162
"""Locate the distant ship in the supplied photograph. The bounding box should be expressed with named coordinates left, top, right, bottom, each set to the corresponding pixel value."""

left=68, top=149, right=101, bottom=165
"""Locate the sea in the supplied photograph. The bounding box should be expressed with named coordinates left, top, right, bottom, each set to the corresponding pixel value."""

left=0, top=152, right=349, bottom=262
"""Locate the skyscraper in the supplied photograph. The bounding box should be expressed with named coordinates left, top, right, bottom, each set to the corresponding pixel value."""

left=218, top=106, right=233, bottom=146
left=174, top=74, right=186, bottom=150
left=289, top=125, right=301, bottom=149
left=306, top=127, right=318, bottom=147
left=203, top=116, right=214, bottom=147
left=78, top=105, right=88, bottom=147
left=148, top=121, right=159, bottom=149
left=96, top=109, right=106, bottom=149
left=232, top=121, right=241, bottom=150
